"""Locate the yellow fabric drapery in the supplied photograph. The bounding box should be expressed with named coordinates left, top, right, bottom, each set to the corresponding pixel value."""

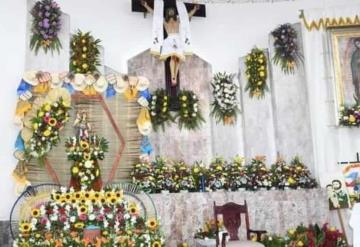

left=300, top=10, right=360, bottom=31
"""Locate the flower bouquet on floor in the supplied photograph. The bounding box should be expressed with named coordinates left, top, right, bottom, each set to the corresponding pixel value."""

left=173, top=161, right=196, bottom=192
left=131, top=160, right=156, bottom=193
left=152, top=156, right=176, bottom=193
left=289, top=156, right=317, bottom=189
left=245, top=156, right=271, bottom=190
left=206, top=157, right=229, bottom=191
left=226, top=156, right=248, bottom=191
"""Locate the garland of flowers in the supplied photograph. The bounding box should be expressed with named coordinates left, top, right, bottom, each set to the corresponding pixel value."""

left=65, top=135, right=109, bottom=190
left=70, top=30, right=101, bottom=74
left=261, top=224, right=347, bottom=247
left=245, top=48, right=268, bottom=99
left=177, top=90, right=204, bottom=130
left=30, top=0, right=62, bottom=54
left=149, top=89, right=173, bottom=131
left=25, top=97, right=70, bottom=162
left=210, top=72, right=239, bottom=125
left=131, top=156, right=317, bottom=193
left=271, top=23, right=302, bottom=74
left=339, top=104, right=360, bottom=127
left=15, top=187, right=165, bottom=247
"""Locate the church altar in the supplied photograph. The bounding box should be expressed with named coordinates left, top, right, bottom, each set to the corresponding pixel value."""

left=152, top=189, right=329, bottom=245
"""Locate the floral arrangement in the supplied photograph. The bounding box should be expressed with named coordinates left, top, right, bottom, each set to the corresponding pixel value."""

left=271, top=23, right=302, bottom=74
left=206, top=157, right=229, bottom=191
left=15, top=187, right=165, bottom=247
left=226, top=156, right=248, bottom=191
left=194, top=219, right=224, bottom=240
left=245, top=48, right=268, bottom=99
left=177, top=90, right=204, bottom=130
left=25, top=97, right=70, bottom=162
left=30, top=0, right=62, bottom=54
left=261, top=224, right=347, bottom=247
left=131, top=156, right=317, bottom=193
left=173, top=161, right=196, bottom=192
left=210, top=72, right=240, bottom=125
left=149, top=89, right=173, bottom=131
left=338, top=105, right=360, bottom=127
left=131, top=161, right=156, bottom=193
left=70, top=30, right=101, bottom=74
left=245, top=157, right=272, bottom=190
left=65, top=135, right=109, bottom=190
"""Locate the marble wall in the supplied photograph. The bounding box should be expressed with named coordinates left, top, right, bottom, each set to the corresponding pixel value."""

left=153, top=189, right=329, bottom=246
left=128, top=51, right=213, bottom=164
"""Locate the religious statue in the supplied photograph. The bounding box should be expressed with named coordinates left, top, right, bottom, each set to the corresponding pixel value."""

left=351, top=38, right=360, bottom=101
left=73, top=110, right=92, bottom=139
left=141, top=0, right=200, bottom=86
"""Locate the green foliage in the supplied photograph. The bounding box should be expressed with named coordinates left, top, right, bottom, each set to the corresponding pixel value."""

left=177, top=90, right=205, bottom=130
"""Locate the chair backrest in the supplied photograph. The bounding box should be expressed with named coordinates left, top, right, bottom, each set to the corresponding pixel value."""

left=213, top=201, right=250, bottom=241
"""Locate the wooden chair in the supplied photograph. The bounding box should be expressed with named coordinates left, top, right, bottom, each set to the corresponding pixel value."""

left=213, top=201, right=266, bottom=247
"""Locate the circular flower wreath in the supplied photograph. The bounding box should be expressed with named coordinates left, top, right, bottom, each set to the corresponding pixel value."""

left=245, top=48, right=268, bottom=99
left=70, top=30, right=101, bottom=74
left=30, top=0, right=62, bottom=54
left=210, top=72, right=240, bottom=125
left=271, top=23, right=302, bottom=74
left=177, top=90, right=204, bottom=130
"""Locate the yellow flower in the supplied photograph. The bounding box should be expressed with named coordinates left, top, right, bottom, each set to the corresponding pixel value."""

left=44, top=104, right=51, bottom=112
left=32, top=123, right=38, bottom=130
left=258, top=59, right=264, bottom=64
left=82, top=54, right=87, bottom=58
left=43, top=129, right=51, bottom=137
left=216, top=165, right=223, bottom=171
left=95, top=169, right=100, bottom=177
left=257, top=81, right=263, bottom=86
left=72, top=166, right=79, bottom=175
left=259, top=71, right=265, bottom=77
left=288, top=229, right=295, bottom=235
left=146, top=218, right=158, bottom=230
left=81, top=39, right=86, bottom=44
left=83, top=152, right=91, bottom=160
left=82, top=63, right=88, bottom=69
left=152, top=241, right=161, bottom=247
left=19, top=222, right=31, bottom=233
left=250, top=234, right=258, bottom=242
left=82, top=47, right=87, bottom=52
left=193, top=167, right=200, bottom=174
left=129, top=203, right=139, bottom=216
left=74, top=222, right=84, bottom=229
left=38, top=111, right=44, bottom=117
left=349, top=115, right=356, bottom=123
left=80, top=141, right=89, bottom=149
left=35, top=233, right=41, bottom=239
left=181, top=95, right=187, bottom=101
left=79, top=205, right=88, bottom=214
left=115, top=191, right=123, bottom=199
left=288, top=177, right=296, bottom=185
left=31, top=208, right=40, bottom=217
left=297, top=241, right=304, bottom=246
left=72, top=61, right=77, bottom=65
left=48, top=118, right=57, bottom=127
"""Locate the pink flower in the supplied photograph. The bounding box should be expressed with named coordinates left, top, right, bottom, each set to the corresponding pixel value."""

left=79, top=214, right=87, bottom=221
left=96, top=214, right=104, bottom=221
left=59, top=215, right=67, bottom=223
left=40, top=217, right=48, bottom=225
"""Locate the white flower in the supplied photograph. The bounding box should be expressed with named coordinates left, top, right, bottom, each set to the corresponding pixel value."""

left=104, top=219, right=109, bottom=228
left=60, top=187, right=67, bottom=193
left=84, top=160, right=93, bottom=168
left=70, top=216, right=76, bottom=223
left=50, top=214, right=58, bottom=221
left=89, top=214, right=96, bottom=221
left=107, top=213, right=113, bottom=219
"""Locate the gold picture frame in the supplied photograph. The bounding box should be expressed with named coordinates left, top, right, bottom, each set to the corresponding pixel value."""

left=329, top=26, right=360, bottom=117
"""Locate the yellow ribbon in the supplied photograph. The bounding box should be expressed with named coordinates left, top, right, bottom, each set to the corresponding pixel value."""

left=32, top=82, right=50, bottom=94
left=83, top=86, right=97, bottom=96
left=15, top=100, right=32, bottom=116
left=124, top=86, right=138, bottom=101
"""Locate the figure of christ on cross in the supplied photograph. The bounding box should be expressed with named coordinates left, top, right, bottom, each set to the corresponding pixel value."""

left=141, top=0, right=200, bottom=99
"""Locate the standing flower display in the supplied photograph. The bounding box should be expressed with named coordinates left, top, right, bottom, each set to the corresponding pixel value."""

left=245, top=156, right=271, bottom=190
left=149, top=89, right=173, bottom=132
left=152, top=156, right=175, bottom=192
left=245, top=48, right=268, bottom=99
left=65, top=111, right=109, bottom=191
left=207, top=157, right=228, bottom=191
left=226, top=156, right=248, bottom=191
left=177, top=90, right=204, bottom=130
left=271, top=23, right=302, bottom=74
left=210, top=72, right=240, bottom=125
left=173, top=161, right=196, bottom=192
left=30, top=0, right=62, bottom=54
left=289, top=156, right=317, bottom=189
left=269, top=158, right=291, bottom=189
left=191, top=161, right=207, bottom=191
left=70, top=30, right=101, bottom=74
left=131, top=160, right=156, bottom=193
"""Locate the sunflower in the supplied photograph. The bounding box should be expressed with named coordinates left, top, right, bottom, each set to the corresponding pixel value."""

left=80, top=141, right=89, bottom=150
left=152, top=241, right=161, bottom=247
left=115, top=191, right=123, bottom=199
left=19, top=222, right=31, bottom=233
left=84, top=192, right=91, bottom=199
left=74, top=222, right=85, bottom=229
left=146, top=218, right=158, bottom=231
left=105, top=191, right=114, bottom=198
left=128, top=203, right=139, bottom=216
left=60, top=195, right=67, bottom=204
left=74, top=191, right=82, bottom=200
left=79, top=205, right=88, bottom=214
left=43, top=129, right=51, bottom=137
left=31, top=208, right=40, bottom=217
left=108, top=196, right=117, bottom=204
left=83, top=152, right=91, bottom=160
left=48, top=118, right=57, bottom=127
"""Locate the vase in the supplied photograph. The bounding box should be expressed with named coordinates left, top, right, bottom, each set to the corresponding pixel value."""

left=83, top=225, right=101, bottom=243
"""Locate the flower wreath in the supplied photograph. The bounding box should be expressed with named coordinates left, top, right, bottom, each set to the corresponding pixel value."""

left=70, top=30, right=101, bottom=74
left=177, top=90, right=205, bottom=130
left=271, top=23, right=302, bottom=74
left=149, top=89, right=174, bottom=131
left=210, top=72, right=240, bottom=125
left=245, top=48, right=268, bottom=99
left=30, top=0, right=62, bottom=54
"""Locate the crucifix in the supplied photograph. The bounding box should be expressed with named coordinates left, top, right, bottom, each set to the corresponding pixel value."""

left=133, top=0, right=206, bottom=109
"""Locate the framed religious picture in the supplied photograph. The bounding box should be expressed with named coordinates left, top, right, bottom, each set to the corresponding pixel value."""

left=326, top=179, right=351, bottom=210
left=342, top=163, right=360, bottom=205
left=328, top=26, right=360, bottom=120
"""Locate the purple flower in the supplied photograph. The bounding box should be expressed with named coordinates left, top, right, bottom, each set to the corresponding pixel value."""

left=43, top=34, right=48, bottom=39
left=45, top=5, right=50, bottom=10
left=43, top=18, right=50, bottom=29
left=45, top=11, right=50, bottom=17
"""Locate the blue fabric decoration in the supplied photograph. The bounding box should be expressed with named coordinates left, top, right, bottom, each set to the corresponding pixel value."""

left=63, top=83, right=75, bottom=94
left=139, top=89, right=151, bottom=101
left=14, top=132, right=25, bottom=151
left=17, top=79, right=32, bottom=96
left=200, top=175, right=206, bottom=192
left=106, top=84, right=116, bottom=98
left=140, top=136, right=153, bottom=155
